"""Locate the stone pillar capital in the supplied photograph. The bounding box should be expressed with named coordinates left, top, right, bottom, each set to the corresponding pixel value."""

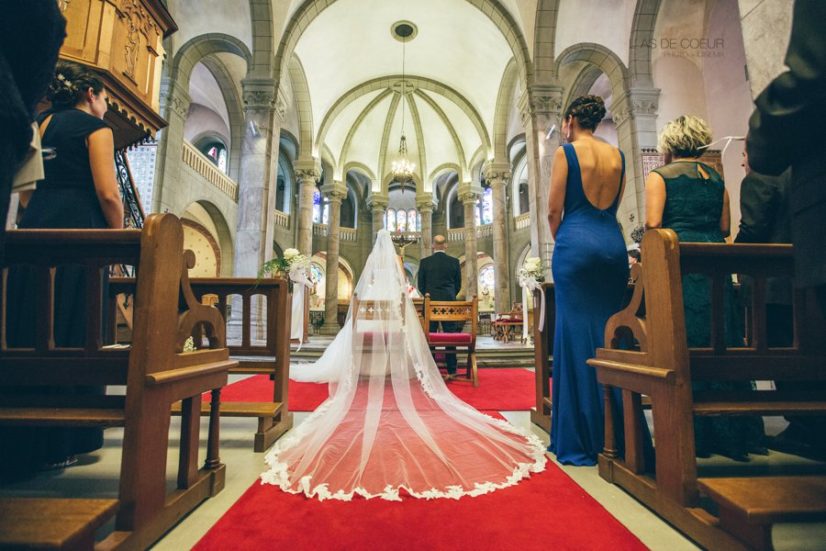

left=367, top=193, right=389, bottom=211
left=294, top=158, right=322, bottom=185
left=241, top=77, right=277, bottom=111
left=415, top=193, right=435, bottom=211
left=160, top=77, right=191, bottom=119
left=322, top=181, right=347, bottom=203
left=518, top=84, right=564, bottom=127
left=458, top=187, right=481, bottom=205
left=483, top=161, right=512, bottom=187
left=611, top=87, right=660, bottom=128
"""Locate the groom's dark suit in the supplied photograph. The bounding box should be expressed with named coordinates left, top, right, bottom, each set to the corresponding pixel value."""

left=418, top=250, right=462, bottom=374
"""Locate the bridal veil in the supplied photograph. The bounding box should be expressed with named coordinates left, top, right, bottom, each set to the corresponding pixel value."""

left=261, top=230, right=546, bottom=500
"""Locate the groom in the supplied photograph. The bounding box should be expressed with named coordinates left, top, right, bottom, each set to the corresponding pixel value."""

left=418, top=235, right=462, bottom=378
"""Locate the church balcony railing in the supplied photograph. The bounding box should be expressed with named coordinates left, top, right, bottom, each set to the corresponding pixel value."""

left=273, top=210, right=289, bottom=228
left=313, top=223, right=327, bottom=237
left=515, top=212, right=530, bottom=230
left=182, top=140, right=239, bottom=202
left=340, top=227, right=357, bottom=241
left=447, top=225, right=493, bottom=242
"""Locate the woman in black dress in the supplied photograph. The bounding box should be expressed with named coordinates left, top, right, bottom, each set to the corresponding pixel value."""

left=4, top=60, right=123, bottom=471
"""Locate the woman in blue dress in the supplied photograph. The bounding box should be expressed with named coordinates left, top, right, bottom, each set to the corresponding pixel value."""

left=548, top=95, right=630, bottom=465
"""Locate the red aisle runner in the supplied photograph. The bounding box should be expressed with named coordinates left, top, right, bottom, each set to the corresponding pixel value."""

left=219, top=368, right=540, bottom=411
left=195, top=456, right=645, bottom=551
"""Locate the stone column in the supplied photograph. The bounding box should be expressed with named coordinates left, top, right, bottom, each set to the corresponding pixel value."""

left=154, top=78, right=191, bottom=213
left=367, top=193, right=388, bottom=245
left=484, top=163, right=512, bottom=313
left=459, top=187, right=480, bottom=298
left=738, top=0, right=793, bottom=99
left=611, top=87, right=660, bottom=237
left=229, top=78, right=282, bottom=338
left=233, top=78, right=282, bottom=277
left=321, top=182, right=347, bottom=335
left=416, top=193, right=434, bottom=258
left=295, top=158, right=321, bottom=257
left=519, top=85, right=563, bottom=280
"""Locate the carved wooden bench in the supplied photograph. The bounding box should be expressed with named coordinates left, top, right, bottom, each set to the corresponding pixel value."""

left=588, top=229, right=826, bottom=550
left=0, top=214, right=233, bottom=550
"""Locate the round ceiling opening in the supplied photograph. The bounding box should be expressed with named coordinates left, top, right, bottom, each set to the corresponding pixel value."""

left=391, top=20, right=418, bottom=42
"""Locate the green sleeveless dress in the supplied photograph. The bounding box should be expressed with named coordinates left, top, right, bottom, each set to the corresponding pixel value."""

left=654, top=161, right=765, bottom=460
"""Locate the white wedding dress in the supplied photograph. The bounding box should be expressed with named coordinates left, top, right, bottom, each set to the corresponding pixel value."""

left=262, top=230, right=546, bottom=500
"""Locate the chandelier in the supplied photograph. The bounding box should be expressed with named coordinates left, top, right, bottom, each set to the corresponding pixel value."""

left=391, top=31, right=415, bottom=189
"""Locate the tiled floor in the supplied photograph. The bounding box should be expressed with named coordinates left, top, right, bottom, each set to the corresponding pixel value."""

left=2, top=373, right=825, bottom=550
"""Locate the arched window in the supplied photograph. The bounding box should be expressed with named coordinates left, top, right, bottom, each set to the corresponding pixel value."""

left=397, top=209, right=408, bottom=232
left=407, top=209, right=418, bottom=231
left=476, top=187, right=493, bottom=226
left=199, top=140, right=228, bottom=174
left=478, top=264, right=496, bottom=312
left=312, top=190, right=329, bottom=224
left=386, top=209, right=397, bottom=232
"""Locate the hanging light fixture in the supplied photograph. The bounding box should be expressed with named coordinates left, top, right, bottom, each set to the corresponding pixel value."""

left=391, top=34, right=415, bottom=191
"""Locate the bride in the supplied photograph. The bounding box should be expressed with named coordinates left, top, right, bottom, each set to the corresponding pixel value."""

left=261, top=230, right=546, bottom=500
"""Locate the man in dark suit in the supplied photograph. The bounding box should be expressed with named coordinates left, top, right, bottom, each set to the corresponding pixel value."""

left=747, top=2, right=826, bottom=457
left=418, top=234, right=462, bottom=378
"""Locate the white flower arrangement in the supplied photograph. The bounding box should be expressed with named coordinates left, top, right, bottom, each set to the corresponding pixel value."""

left=260, top=248, right=314, bottom=293
left=518, top=256, right=544, bottom=283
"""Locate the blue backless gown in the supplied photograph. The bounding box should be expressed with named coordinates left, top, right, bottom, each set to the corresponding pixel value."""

left=550, top=143, right=629, bottom=466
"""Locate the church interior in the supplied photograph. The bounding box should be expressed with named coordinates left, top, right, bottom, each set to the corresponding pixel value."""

left=1, top=0, right=826, bottom=549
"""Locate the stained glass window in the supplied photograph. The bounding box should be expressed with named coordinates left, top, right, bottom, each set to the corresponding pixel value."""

left=397, top=209, right=408, bottom=232
left=202, top=142, right=228, bottom=174
left=407, top=209, right=418, bottom=231
left=477, top=187, right=493, bottom=225
left=386, top=209, right=397, bottom=232
left=312, top=191, right=329, bottom=224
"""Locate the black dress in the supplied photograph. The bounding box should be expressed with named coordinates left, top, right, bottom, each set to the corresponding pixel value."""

left=4, top=109, right=111, bottom=468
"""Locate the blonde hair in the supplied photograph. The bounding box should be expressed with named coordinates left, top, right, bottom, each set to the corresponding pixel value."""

left=657, top=115, right=712, bottom=158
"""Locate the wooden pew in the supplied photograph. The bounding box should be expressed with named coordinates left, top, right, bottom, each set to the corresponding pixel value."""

left=588, top=229, right=826, bottom=550
left=186, top=278, right=294, bottom=452
left=532, top=283, right=555, bottom=432
left=112, top=276, right=294, bottom=453
left=0, top=214, right=233, bottom=550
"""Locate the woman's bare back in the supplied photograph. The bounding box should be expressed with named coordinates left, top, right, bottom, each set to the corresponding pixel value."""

left=571, top=139, right=625, bottom=210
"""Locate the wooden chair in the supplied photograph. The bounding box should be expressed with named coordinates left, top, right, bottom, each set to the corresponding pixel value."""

left=493, top=302, right=526, bottom=342
left=588, top=229, right=826, bottom=551
left=532, top=283, right=556, bottom=432
left=0, top=214, right=232, bottom=550
left=111, top=276, right=294, bottom=452
left=423, top=295, right=479, bottom=386
left=167, top=278, right=293, bottom=453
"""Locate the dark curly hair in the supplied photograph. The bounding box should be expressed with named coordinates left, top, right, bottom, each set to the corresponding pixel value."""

left=47, top=60, right=104, bottom=111
left=564, top=95, right=606, bottom=132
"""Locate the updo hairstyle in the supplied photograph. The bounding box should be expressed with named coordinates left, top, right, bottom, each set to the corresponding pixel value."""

left=564, top=95, right=606, bottom=132
left=657, top=115, right=712, bottom=158
left=47, top=60, right=104, bottom=111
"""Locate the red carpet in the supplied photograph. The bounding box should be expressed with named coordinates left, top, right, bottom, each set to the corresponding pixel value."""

left=219, top=368, right=537, bottom=411
left=195, top=455, right=644, bottom=550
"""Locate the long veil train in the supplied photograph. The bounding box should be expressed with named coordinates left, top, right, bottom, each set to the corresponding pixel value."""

left=262, top=230, right=546, bottom=500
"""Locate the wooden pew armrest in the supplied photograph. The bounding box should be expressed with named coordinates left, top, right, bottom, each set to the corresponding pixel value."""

left=588, top=358, right=676, bottom=395
left=145, top=360, right=236, bottom=386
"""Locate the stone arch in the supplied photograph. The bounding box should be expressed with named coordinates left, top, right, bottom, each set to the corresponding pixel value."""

left=317, top=76, right=490, bottom=161
left=492, top=58, right=520, bottom=163
left=247, top=0, right=274, bottom=77
left=288, top=55, right=314, bottom=158
left=628, top=0, right=663, bottom=86
left=533, top=0, right=562, bottom=83
left=199, top=56, right=245, bottom=181
left=170, top=33, right=252, bottom=86
left=428, top=163, right=462, bottom=188
left=182, top=199, right=235, bottom=277
left=554, top=43, right=632, bottom=101
left=275, top=0, right=534, bottom=92
left=343, top=162, right=377, bottom=184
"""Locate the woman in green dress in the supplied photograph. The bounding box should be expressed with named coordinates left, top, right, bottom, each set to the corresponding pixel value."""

left=645, top=115, right=765, bottom=461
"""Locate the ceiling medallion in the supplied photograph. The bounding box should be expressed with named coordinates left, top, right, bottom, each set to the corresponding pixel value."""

left=392, top=20, right=415, bottom=191
left=391, top=20, right=418, bottom=43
